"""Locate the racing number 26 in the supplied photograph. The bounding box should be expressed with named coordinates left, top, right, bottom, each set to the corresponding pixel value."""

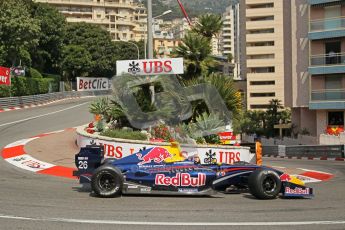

left=78, top=161, right=88, bottom=170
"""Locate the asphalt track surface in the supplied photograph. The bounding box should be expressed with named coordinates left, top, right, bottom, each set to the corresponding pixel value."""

left=0, top=97, right=345, bottom=230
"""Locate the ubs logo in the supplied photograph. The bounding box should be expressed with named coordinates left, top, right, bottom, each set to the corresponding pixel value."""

left=128, top=61, right=141, bottom=75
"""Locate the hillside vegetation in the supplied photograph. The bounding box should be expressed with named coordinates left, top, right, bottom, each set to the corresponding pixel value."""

left=138, top=0, right=228, bottom=20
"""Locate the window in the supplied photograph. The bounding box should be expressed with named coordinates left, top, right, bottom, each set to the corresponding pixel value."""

left=247, top=3, right=274, bottom=9
left=248, top=67, right=275, bottom=73
left=247, top=28, right=274, bottom=34
left=328, top=111, right=344, bottom=126
left=250, top=104, right=270, bottom=109
left=247, top=16, right=274, bottom=21
left=247, top=41, right=274, bottom=47
left=247, top=54, right=274, bottom=59
left=250, top=81, right=275, bottom=85
left=250, top=92, right=275, bottom=97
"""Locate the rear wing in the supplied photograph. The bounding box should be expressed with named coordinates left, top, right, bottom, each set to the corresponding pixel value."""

left=73, top=145, right=104, bottom=183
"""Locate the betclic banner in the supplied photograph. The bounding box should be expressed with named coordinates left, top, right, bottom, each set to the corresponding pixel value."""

left=77, top=77, right=111, bottom=91
left=0, top=66, right=11, bottom=86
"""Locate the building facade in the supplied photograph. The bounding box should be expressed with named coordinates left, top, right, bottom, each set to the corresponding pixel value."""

left=290, top=0, right=345, bottom=137
left=34, top=0, right=147, bottom=41
left=245, top=0, right=292, bottom=110
left=153, top=38, right=181, bottom=58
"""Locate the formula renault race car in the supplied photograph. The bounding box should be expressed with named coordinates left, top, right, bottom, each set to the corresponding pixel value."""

left=73, top=145, right=313, bottom=199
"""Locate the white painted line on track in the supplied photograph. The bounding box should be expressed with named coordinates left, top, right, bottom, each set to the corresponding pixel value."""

left=0, top=102, right=89, bottom=127
left=271, top=166, right=286, bottom=169
left=0, top=214, right=344, bottom=226
left=297, top=168, right=333, bottom=175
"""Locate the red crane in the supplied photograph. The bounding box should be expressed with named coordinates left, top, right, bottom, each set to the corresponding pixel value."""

left=176, top=0, right=192, bottom=26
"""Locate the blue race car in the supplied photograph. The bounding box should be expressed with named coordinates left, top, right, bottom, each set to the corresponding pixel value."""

left=73, top=145, right=313, bottom=199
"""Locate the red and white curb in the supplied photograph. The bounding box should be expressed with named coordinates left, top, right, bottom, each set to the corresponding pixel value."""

left=271, top=166, right=334, bottom=183
left=1, top=129, right=76, bottom=179
left=264, top=155, right=345, bottom=161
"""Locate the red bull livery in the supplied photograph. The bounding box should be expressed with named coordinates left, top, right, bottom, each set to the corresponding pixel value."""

left=73, top=145, right=314, bottom=199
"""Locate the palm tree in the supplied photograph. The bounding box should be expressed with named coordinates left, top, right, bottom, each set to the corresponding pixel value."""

left=192, top=14, right=223, bottom=39
left=172, top=32, right=216, bottom=79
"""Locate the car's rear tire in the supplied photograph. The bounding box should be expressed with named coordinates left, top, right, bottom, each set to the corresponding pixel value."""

left=91, top=165, right=123, bottom=198
left=248, top=169, right=281, bottom=199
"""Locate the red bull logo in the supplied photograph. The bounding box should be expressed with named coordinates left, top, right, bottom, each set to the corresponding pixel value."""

left=136, top=147, right=171, bottom=165
left=285, top=187, right=310, bottom=195
left=155, top=173, right=206, bottom=187
left=280, top=173, right=292, bottom=182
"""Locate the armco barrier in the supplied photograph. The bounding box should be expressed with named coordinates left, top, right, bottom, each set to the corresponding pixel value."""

left=76, top=126, right=255, bottom=165
left=285, top=145, right=345, bottom=159
left=0, top=90, right=111, bottom=110
left=263, top=144, right=345, bottom=159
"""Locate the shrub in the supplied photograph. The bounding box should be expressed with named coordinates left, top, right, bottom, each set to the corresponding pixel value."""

left=101, top=129, right=148, bottom=141
left=29, top=68, right=43, bottom=78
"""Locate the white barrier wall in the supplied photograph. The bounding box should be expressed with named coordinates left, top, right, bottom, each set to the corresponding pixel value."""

left=76, top=126, right=255, bottom=164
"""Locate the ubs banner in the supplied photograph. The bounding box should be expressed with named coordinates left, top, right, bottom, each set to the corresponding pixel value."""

left=77, top=77, right=111, bottom=91
left=116, top=58, right=184, bottom=76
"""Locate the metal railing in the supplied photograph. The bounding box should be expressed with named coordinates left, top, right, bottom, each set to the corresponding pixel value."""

left=310, top=17, right=345, bottom=32
left=311, top=89, right=345, bottom=101
left=310, top=52, right=345, bottom=66
left=263, top=144, right=345, bottom=158
left=0, top=90, right=111, bottom=110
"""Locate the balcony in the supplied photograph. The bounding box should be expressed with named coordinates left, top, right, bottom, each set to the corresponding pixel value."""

left=308, top=0, right=342, bottom=5
left=309, top=53, right=345, bottom=74
left=309, top=17, right=345, bottom=40
left=35, top=0, right=136, bottom=9
left=310, top=89, right=345, bottom=109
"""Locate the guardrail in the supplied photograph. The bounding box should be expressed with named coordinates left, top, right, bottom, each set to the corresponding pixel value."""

left=263, top=144, right=345, bottom=158
left=0, top=90, right=112, bottom=110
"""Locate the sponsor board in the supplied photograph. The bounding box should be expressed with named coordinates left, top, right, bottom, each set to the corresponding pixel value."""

left=77, top=77, right=111, bottom=91
left=77, top=134, right=255, bottom=164
left=0, top=66, right=11, bottom=86
left=116, top=58, right=184, bottom=76
left=218, top=132, right=238, bottom=145
left=5, top=154, right=54, bottom=172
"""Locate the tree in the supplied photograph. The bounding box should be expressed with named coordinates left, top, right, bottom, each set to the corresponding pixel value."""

left=0, top=0, right=40, bottom=66
left=30, top=3, right=66, bottom=73
left=192, top=14, right=223, bottom=39
left=172, top=32, right=216, bottom=79
left=64, top=23, right=117, bottom=78
left=61, top=45, right=92, bottom=81
left=266, top=99, right=284, bottom=136
left=112, top=40, right=146, bottom=61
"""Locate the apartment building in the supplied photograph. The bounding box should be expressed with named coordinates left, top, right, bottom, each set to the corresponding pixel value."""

left=221, top=1, right=246, bottom=81
left=245, top=0, right=292, bottom=110
left=34, top=0, right=147, bottom=41
left=153, top=38, right=181, bottom=58
left=220, top=6, right=234, bottom=57
left=289, top=0, right=345, bottom=137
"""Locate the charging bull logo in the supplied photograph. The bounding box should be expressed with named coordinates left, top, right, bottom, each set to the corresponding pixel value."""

left=136, top=147, right=172, bottom=165
left=280, top=174, right=292, bottom=182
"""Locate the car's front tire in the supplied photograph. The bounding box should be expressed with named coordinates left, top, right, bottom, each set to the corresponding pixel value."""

left=91, top=165, right=123, bottom=198
left=248, top=169, right=281, bottom=199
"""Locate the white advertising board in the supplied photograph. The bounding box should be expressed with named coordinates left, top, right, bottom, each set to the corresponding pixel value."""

left=77, top=77, right=111, bottom=91
left=77, top=134, right=255, bottom=164
left=116, top=58, right=184, bottom=76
